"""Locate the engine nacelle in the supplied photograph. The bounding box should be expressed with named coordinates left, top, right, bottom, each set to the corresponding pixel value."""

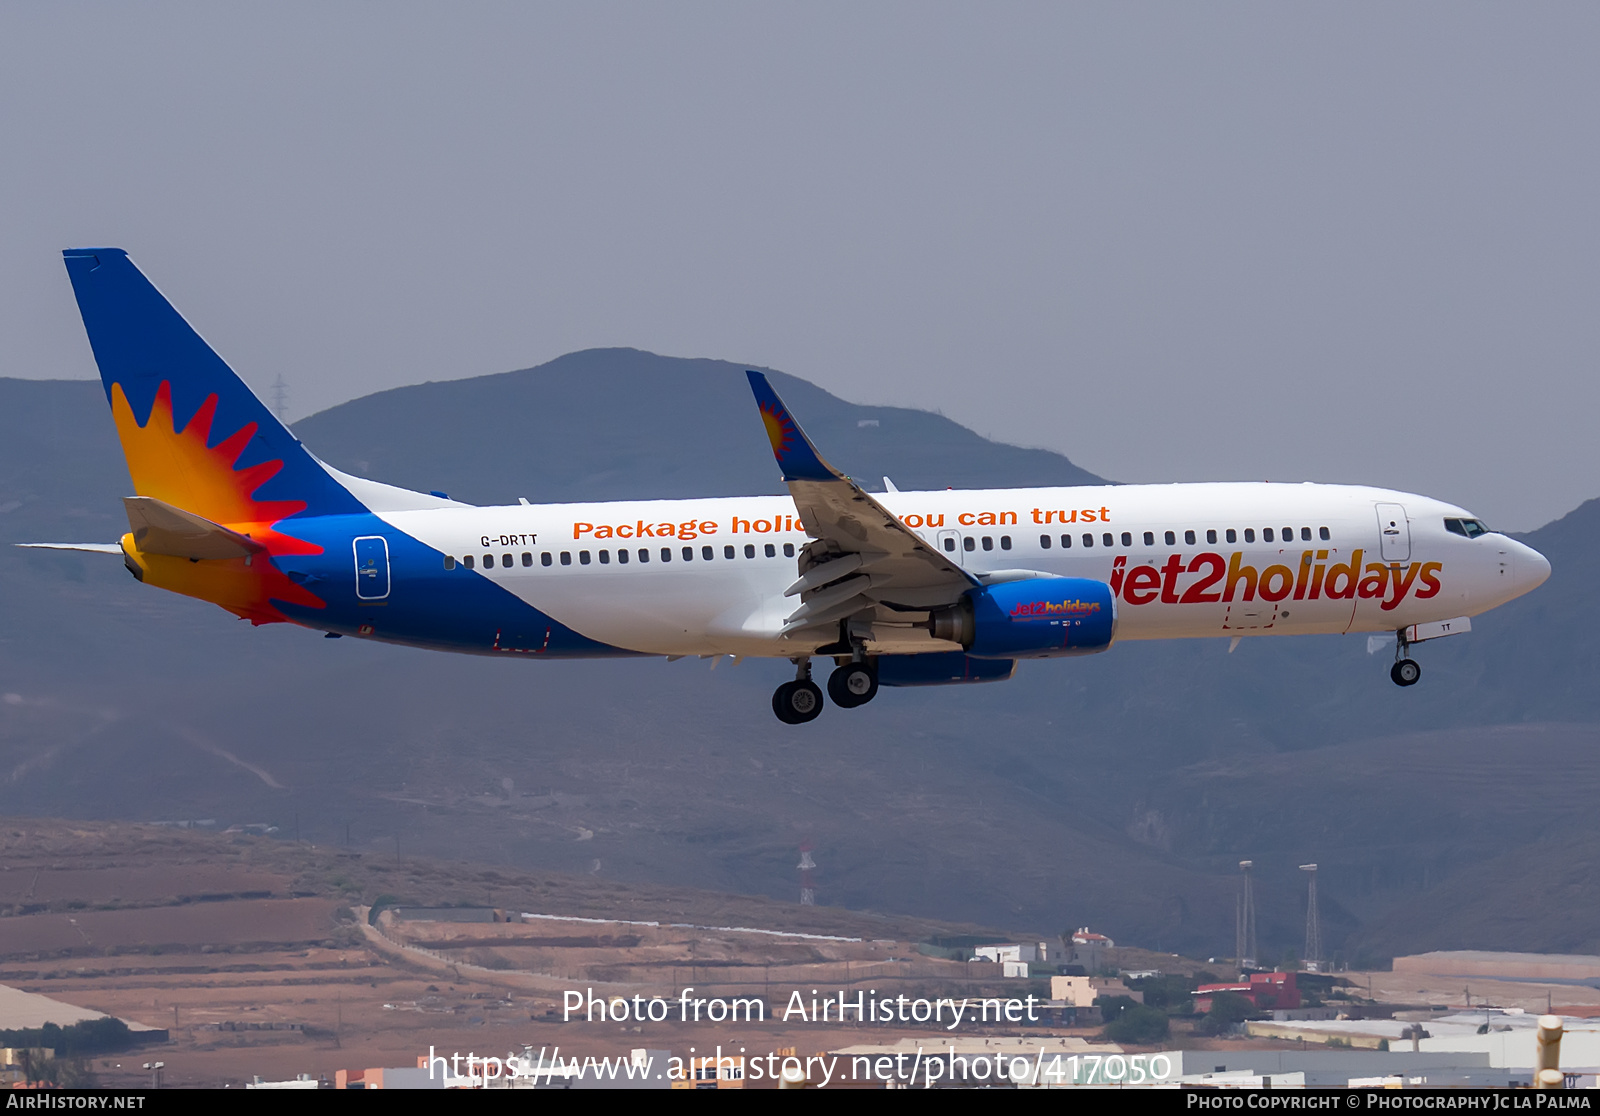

left=876, top=651, right=1017, bottom=687
left=928, top=577, right=1116, bottom=659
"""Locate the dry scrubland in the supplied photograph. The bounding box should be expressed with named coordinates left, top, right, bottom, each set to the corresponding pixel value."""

left=0, top=817, right=1138, bottom=1088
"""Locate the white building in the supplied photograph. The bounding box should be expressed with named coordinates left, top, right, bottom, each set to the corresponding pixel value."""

left=973, top=941, right=1051, bottom=965
left=1068, top=928, right=1114, bottom=971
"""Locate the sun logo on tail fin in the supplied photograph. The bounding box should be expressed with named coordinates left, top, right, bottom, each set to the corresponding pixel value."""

left=759, top=401, right=798, bottom=463
left=110, top=381, right=319, bottom=553
left=110, top=380, right=324, bottom=624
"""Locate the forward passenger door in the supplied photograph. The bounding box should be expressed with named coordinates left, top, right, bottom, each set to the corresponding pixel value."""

left=1376, top=503, right=1410, bottom=563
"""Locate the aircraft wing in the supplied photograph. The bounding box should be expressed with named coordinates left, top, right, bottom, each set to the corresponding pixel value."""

left=745, top=371, right=976, bottom=636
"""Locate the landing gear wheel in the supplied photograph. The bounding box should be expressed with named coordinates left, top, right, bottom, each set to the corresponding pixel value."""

left=1390, top=659, right=1421, bottom=687
left=772, top=680, right=825, bottom=724
left=827, top=663, right=879, bottom=708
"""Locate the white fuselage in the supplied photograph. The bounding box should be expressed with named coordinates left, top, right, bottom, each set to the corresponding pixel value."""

left=378, top=482, right=1550, bottom=658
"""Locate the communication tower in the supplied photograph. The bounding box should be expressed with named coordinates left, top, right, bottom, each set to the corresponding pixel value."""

left=798, top=843, right=816, bottom=906
left=271, top=374, right=289, bottom=422
left=1301, top=863, right=1321, bottom=971
left=1236, top=860, right=1257, bottom=971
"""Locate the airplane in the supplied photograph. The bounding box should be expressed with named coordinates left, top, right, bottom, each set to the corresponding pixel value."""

left=29, top=248, right=1552, bottom=724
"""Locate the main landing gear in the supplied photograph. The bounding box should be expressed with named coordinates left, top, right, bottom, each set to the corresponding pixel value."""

left=1390, top=629, right=1421, bottom=687
left=773, top=659, right=824, bottom=724
left=771, top=655, right=881, bottom=723
left=827, top=660, right=879, bottom=709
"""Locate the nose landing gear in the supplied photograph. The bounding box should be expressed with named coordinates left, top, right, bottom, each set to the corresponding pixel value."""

left=772, top=658, right=825, bottom=724
left=1390, top=659, right=1421, bottom=686
left=1390, top=630, right=1421, bottom=687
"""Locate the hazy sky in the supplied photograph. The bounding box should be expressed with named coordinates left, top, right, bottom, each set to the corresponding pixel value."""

left=3, top=4, right=1596, bottom=530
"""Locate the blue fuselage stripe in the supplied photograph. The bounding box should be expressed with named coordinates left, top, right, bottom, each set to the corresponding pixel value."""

left=270, top=514, right=640, bottom=658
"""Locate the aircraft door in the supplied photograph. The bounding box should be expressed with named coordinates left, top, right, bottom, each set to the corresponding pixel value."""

left=1376, top=503, right=1411, bottom=563
left=354, top=536, right=391, bottom=600
left=936, top=529, right=965, bottom=566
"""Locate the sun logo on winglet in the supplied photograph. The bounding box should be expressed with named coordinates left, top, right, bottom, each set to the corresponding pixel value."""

left=760, top=401, right=797, bottom=461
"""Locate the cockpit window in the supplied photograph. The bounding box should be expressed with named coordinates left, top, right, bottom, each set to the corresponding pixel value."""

left=1444, top=517, right=1491, bottom=539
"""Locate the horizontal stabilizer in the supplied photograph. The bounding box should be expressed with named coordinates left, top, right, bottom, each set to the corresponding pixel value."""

left=123, top=496, right=266, bottom=560
left=14, top=542, right=124, bottom=555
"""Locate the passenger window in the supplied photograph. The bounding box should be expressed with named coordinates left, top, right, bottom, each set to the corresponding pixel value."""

left=1244, top=529, right=1254, bottom=543
left=1205, top=530, right=1216, bottom=544
left=1060, top=534, right=1072, bottom=548
left=981, top=536, right=993, bottom=551
left=943, top=537, right=956, bottom=552
left=703, top=546, right=715, bottom=560
left=521, top=553, right=532, bottom=567
left=764, top=543, right=776, bottom=557
left=783, top=543, right=795, bottom=557
left=724, top=545, right=735, bottom=559
left=1103, top=533, right=1113, bottom=547
left=1164, top=531, right=1176, bottom=546
left=1040, top=535, right=1052, bottom=549
left=579, top=551, right=591, bottom=565
left=617, top=548, right=629, bottom=564
left=464, top=555, right=475, bottom=569
left=443, top=555, right=455, bottom=570
left=541, top=552, right=552, bottom=566
left=744, top=544, right=756, bottom=558
left=483, top=554, right=495, bottom=568
left=1082, top=534, right=1094, bottom=548
left=1225, top=529, right=1236, bottom=544
left=1143, top=531, right=1154, bottom=546
left=963, top=537, right=976, bottom=552
left=560, top=552, right=571, bottom=565
left=1282, top=526, right=1292, bottom=540
left=1000, top=535, right=1012, bottom=550
left=503, top=553, right=513, bottom=567
left=682, top=547, right=693, bottom=561
left=1263, top=528, right=1274, bottom=542
left=599, top=550, right=610, bottom=564
left=1301, top=527, right=1312, bottom=541
left=1121, top=532, right=1132, bottom=547
left=661, top=548, right=671, bottom=562
left=638, top=549, right=649, bottom=563
left=1184, top=530, right=1195, bottom=545
left=1319, top=526, right=1330, bottom=541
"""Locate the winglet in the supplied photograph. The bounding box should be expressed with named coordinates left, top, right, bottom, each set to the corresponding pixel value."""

left=745, top=371, right=838, bottom=483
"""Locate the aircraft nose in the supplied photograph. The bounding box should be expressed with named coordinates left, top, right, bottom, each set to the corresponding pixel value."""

left=1512, top=539, right=1552, bottom=594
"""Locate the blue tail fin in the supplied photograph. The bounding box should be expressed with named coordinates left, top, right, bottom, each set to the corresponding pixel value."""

left=62, top=248, right=365, bottom=522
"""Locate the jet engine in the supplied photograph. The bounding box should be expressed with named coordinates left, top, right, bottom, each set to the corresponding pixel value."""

left=927, top=577, right=1116, bottom=658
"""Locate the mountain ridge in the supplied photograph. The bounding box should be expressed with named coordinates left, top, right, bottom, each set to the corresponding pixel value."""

left=291, top=347, right=1107, bottom=506
left=0, top=351, right=1594, bottom=962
